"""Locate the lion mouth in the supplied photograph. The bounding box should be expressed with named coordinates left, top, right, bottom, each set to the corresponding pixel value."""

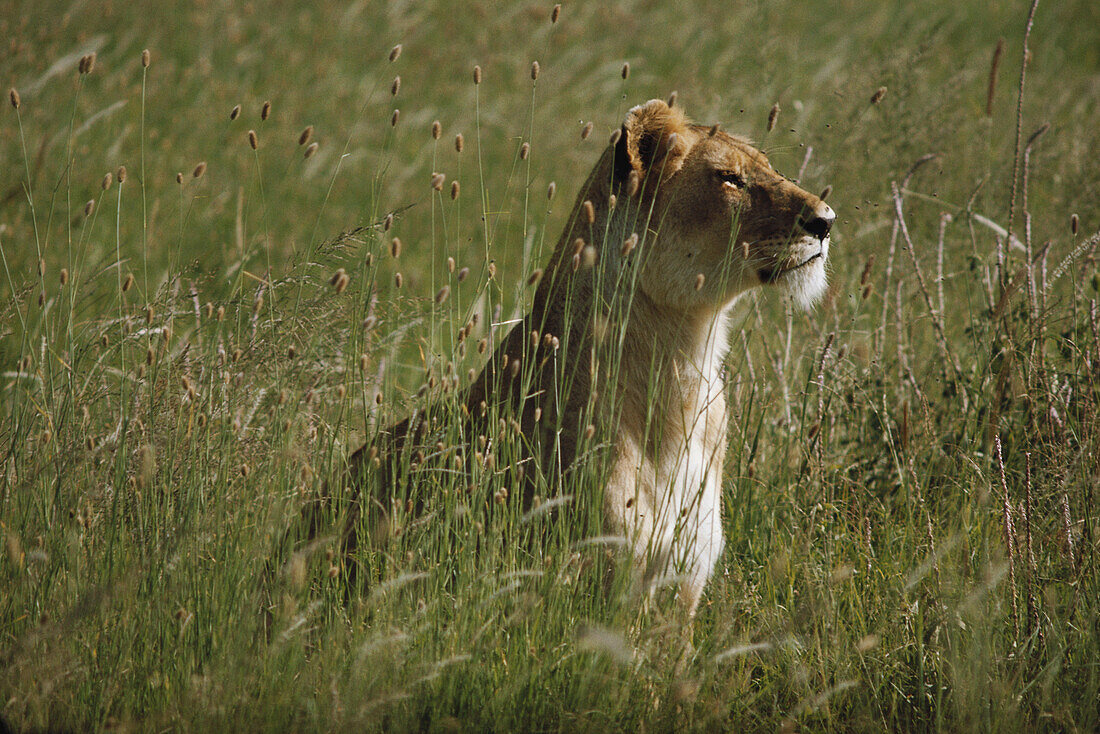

left=758, top=252, right=823, bottom=283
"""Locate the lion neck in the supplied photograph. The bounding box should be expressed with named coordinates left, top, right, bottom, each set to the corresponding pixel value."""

left=530, top=146, right=734, bottom=451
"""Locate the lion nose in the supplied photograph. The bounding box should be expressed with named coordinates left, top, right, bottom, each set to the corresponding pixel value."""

left=798, top=203, right=835, bottom=240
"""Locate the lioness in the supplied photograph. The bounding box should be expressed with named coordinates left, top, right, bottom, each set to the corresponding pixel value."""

left=317, top=99, right=834, bottom=617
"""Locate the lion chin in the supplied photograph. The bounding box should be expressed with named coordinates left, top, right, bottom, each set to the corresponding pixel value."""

left=774, top=235, right=830, bottom=310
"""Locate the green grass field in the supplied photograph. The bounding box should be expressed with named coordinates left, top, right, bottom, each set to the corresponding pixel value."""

left=3, top=0, right=1100, bottom=730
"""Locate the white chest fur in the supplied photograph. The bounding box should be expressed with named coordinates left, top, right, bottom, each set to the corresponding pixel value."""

left=605, top=308, right=732, bottom=614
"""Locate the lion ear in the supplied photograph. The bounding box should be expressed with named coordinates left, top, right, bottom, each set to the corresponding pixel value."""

left=613, top=99, right=690, bottom=191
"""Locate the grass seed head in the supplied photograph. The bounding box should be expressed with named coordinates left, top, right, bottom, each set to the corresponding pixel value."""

left=527, top=269, right=543, bottom=286
left=870, top=86, right=887, bottom=104
left=473, top=65, right=482, bottom=85
left=627, top=170, right=640, bottom=197
left=84, top=199, right=95, bottom=216
left=551, top=4, right=561, bottom=23
left=391, top=109, right=400, bottom=126
left=261, top=100, right=271, bottom=120
left=79, top=53, right=96, bottom=74
left=435, top=285, right=450, bottom=304
left=230, top=104, right=241, bottom=120
left=431, top=172, right=445, bottom=191
left=455, top=133, right=464, bottom=152
left=695, top=273, right=705, bottom=290
left=304, top=142, right=318, bottom=158
left=141, top=49, right=151, bottom=67
left=122, top=273, right=134, bottom=292
left=60, top=268, right=69, bottom=286
left=621, top=233, right=638, bottom=256
left=192, top=161, right=207, bottom=178
left=621, top=62, right=629, bottom=79
left=394, top=272, right=403, bottom=288
left=457, top=267, right=469, bottom=282
left=531, top=61, right=540, bottom=80
left=330, top=267, right=347, bottom=288
left=447, top=256, right=455, bottom=272
left=1071, top=213, right=1079, bottom=235
left=520, top=142, right=530, bottom=159
left=391, top=76, right=401, bottom=95
left=175, top=172, right=183, bottom=184
left=9, top=88, right=20, bottom=109
left=383, top=212, right=393, bottom=231
left=298, top=125, right=313, bottom=145
left=767, top=102, right=780, bottom=132
left=101, top=172, right=113, bottom=190
left=583, top=200, right=595, bottom=223
left=389, top=44, right=402, bottom=62
left=819, top=185, right=832, bottom=201
left=450, top=180, right=460, bottom=199
left=431, top=120, right=442, bottom=139
left=547, top=181, right=556, bottom=200
left=390, top=238, right=402, bottom=258
left=581, top=121, right=593, bottom=140
left=667, top=90, right=677, bottom=107
left=117, top=166, right=127, bottom=183
left=248, top=129, right=258, bottom=149
left=987, top=38, right=1005, bottom=117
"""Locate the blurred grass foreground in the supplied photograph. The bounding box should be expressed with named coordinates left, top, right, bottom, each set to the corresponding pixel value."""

left=2, top=0, right=1100, bottom=730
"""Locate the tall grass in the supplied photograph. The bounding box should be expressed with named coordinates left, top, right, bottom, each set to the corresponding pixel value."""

left=2, top=0, right=1099, bottom=730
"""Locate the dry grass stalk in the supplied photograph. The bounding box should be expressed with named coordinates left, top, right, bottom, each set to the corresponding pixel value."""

left=995, top=435, right=1020, bottom=641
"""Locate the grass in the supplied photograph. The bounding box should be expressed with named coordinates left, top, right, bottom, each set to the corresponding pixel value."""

left=2, top=0, right=1100, bottom=730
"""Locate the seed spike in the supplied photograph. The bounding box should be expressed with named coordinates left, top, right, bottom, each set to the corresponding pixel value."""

left=767, top=102, right=780, bottom=132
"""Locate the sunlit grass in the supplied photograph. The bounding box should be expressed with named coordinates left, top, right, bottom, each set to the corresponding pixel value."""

left=2, top=0, right=1099, bottom=731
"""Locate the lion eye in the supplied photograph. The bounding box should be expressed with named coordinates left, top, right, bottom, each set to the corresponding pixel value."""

left=718, top=171, right=745, bottom=188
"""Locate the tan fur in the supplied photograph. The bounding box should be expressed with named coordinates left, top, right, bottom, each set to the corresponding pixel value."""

left=335, top=99, right=835, bottom=617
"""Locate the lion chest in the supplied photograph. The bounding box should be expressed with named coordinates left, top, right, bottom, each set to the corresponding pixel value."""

left=605, top=352, right=729, bottom=589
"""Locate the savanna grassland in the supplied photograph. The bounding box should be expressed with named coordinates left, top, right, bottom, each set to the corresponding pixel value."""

left=3, top=0, right=1100, bottom=731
